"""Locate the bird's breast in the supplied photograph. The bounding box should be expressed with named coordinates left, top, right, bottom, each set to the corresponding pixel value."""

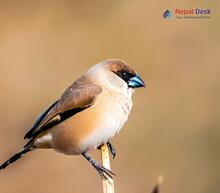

left=49, top=90, right=133, bottom=155
left=81, top=91, right=133, bottom=151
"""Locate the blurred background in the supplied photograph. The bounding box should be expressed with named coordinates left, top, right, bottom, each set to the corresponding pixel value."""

left=0, top=1, right=219, bottom=193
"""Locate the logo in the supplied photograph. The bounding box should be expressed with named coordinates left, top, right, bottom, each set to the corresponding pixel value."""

left=163, top=10, right=172, bottom=19
left=163, top=8, right=212, bottom=19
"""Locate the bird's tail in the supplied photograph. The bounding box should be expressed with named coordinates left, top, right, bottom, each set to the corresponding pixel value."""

left=0, top=145, right=33, bottom=170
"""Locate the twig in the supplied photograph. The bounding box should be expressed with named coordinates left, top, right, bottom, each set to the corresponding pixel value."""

left=151, top=176, right=164, bottom=193
left=101, top=144, right=115, bottom=193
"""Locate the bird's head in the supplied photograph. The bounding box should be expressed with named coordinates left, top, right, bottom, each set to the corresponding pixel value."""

left=86, top=59, right=145, bottom=94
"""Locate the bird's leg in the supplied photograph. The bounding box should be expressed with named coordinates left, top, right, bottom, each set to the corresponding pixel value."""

left=107, top=141, right=116, bottom=159
left=82, top=152, right=115, bottom=179
left=97, top=141, right=116, bottom=159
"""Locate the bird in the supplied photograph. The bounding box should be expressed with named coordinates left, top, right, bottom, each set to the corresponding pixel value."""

left=0, top=59, right=145, bottom=179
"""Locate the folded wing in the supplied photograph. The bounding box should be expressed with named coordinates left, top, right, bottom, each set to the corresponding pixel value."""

left=24, top=76, right=102, bottom=140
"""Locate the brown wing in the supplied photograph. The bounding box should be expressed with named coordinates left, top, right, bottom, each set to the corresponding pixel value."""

left=24, top=76, right=102, bottom=139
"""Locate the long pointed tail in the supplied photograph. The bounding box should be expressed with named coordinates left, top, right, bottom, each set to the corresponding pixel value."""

left=0, top=146, right=33, bottom=170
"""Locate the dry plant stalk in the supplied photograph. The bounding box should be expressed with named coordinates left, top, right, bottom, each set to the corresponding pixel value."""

left=101, top=144, right=115, bottom=193
left=151, top=176, right=164, bottom=193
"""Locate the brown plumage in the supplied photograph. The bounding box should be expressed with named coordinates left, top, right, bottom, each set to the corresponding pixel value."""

left=25, top=75, right=102, bottom=140
left=106, top=59, right=136, bottom=76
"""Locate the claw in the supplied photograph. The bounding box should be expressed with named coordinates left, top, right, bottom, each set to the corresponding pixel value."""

left=82, top=153, right=115, bottom=179
left=94, top=163, right=115, bottom=179
left=98, top=142, right=117, bottom=159
left=107, top=142, right=116, bottom=159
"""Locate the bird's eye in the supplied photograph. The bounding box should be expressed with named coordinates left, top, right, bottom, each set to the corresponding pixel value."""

left=115, top=70, right=132, bottom=83
left=122, top=71, right=128, bottom=77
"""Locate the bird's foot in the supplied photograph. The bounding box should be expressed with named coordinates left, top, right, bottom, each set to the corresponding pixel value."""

left=97, top=141, right=116, bottom=159
left=93, top=162, right=115, bottom=179
left=82, top=153, right=115, bottom=179
left=107, top=142, right=116, bottom=159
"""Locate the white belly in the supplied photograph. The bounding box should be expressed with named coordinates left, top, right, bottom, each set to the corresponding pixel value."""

left=80, top=93, right=133, bottom=152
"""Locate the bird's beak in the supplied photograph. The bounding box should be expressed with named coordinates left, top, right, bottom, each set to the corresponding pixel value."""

left=128, top=75, right=145, bottom=88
